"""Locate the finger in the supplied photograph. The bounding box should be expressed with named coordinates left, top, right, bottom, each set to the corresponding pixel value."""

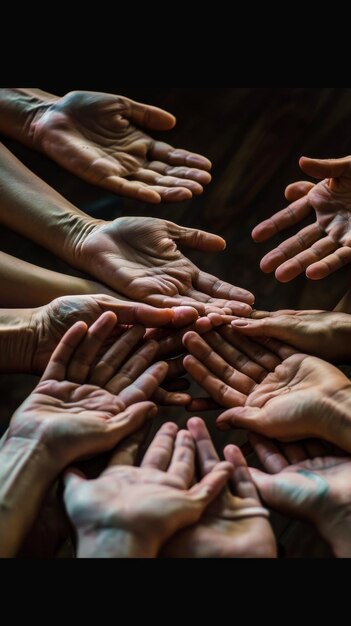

left=224, top=445, right=260, bottom=500
left=41, top=321, right=88, bottom=382
left=145, top=294, right=206, bottom=316
left=187, top=417, right=220, bottom=474
left=152, top=387, right=191, bottom=406
left=252, top=197, right=312, bottom=243
left=97, top=296, right=177, bottom=327
left=141, top=422, right=179, bottom=470
left=285, top=181, right=315, bottom=202
left=275, top=237, right=339, bottom=283
left=184, top=355, right=247, bottom=408
left=186, top=288, right=253, bottom=317
left=122, top=98, right=176, bottom=131
left=260, top=223, right=324, bottom=274
left=66, top=312, right=118, bottom=383
left=216, top=406, right=267, bottom=433
left=299, top=156, right=351, bottom=180
left=117, top=362, right=169, bottom=406
left=194, top=272, right=255, bottom=306
left=279, top=442, right=308, bottom=464
left=186, top=397, right=220, bottom=412
left=135, top=167, right=204, bottom=196
left=170, top=306, right=199, bottom=328
left=231, top=316, right=293, bottom=344
left=168, top=222, right=226, bottom=253
left=103, top=177, right=162, bottom=204
left=248, top=433, right=289, bottom=473
left=89, top=325, right=145, bottom=387
left=148, top=161, right=212, bottom=185
left=167, top=430, right=196, bottom=486
left=188, top=462, right=233, bottom=505
left=306, top=247, right=351, bottom=280
left=103, top=340, right=159, bottom=394
left=183, top=332, right=255, bottom=395
left=251, top=336, right=297, bottom=360
left=110, top=401, right=158, bottom=442
left=217, top=326, right=278, bottom=376
left=107, top=427, right=149, bottom=467
left=148, top=140, right=212, bottom=171
left=165, top=356, right=186, bottom=380
left=130, top=182, right=193, bottom=202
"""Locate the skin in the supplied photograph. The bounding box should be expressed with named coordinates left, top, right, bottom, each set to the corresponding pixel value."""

left=0, top=312, right=166, bottom=557
left=0, top=144, right=253, bottom=315
left=252, top=155, right=351, bottom=282
left=0, top=294, right=198, bottom=374
left=0, top=88, right=213, bottom=203
left=163, top=418, right=277, bottom=558
left=181, top=330, right=351, bottom=451
left=231, top=309, right=351, bottom=362
left=63, top=423, right=233, bottom=558
left=249, top=434, right=351, bottom=558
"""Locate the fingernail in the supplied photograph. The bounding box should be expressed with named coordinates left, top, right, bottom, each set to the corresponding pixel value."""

left=147, top=407, right=158, bottom=419
left=231, top=320, right=250, bottom=327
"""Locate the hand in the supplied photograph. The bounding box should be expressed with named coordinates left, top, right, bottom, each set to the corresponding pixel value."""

left=30, top=90, right=212, bottom=203
left=163, top=418, right=277, bottom=558
left=252, top=156, right=351, bottom=281
left=249, top=433, right=351, bottom=557
left=29, top=293, right=198, bottom=374
left=231, top=309, right=351, bottom=362
left=74, top=216, right=255, bottom=315
left=7, top=312, right=168, bottom=470
left=182, top=326, right=296, bottom=412
left=63, top=422, right=232, bottom=558
left=182, top=330, right=351, bottom=448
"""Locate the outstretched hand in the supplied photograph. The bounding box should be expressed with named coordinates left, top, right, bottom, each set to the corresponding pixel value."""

left=63, top=422, right=232, bottom=558
left=30, top=90, right=212, bottom=203
left=253, top=156, right=351, bottom=281
left=75, top=217, right=255, bottom=315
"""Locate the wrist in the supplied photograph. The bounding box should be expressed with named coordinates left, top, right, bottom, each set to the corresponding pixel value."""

left=0, top=308, right=37, bottom=373
left=76, top=527, right=157, bottom=559
left=0, top=435, right=59, bottom=557
left=0, top=88, right=58, bottom=147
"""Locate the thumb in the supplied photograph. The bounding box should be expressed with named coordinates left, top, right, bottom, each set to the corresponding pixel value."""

left=285, top=181, right=315, bottom=202
left=123, top=97, right=176, bottom=131
left=299, top=156, right=351, bottom=180
left=216, top=406, right=265, bottom=432
left=171, top=223, right=226, bottom=253
left=188, top=461, right=232, bottom=506
left=231, top=317, right=290, bottom=341
left=63, top=469, right=87, bottom=494
left=249, top=468, right=276, bottom=502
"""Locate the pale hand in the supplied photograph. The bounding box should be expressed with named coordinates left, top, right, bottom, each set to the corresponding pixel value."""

left=231, top=309, right=351, bottom=362
left=75, top=217, right=255, bottom=315
left=7, top=313, right=167, bottom=470
left=29, top=293, right=199, bottom=374
left=163, top=418, right=276, bottom=558
left=63, top=422, right=232, bottom=558
left=29, top=90, right=212, bottom=203
left=252, top=156, right=351, bottom=281
left=250, top=433, right=351, bottom=557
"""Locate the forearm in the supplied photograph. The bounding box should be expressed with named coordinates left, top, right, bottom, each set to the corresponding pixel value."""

left=0, top=88, right=58, bottom=146
left=0, top=143, right=99, bottom=265
left=0, top=251, right=114, bottom=307
left=0, top=436, right=59, bottom=557
left=0, top=308, right=35, bottom=373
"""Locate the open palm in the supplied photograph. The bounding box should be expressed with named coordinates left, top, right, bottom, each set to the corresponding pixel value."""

left=250, top=434, right=351, bottom=557
left=31, top=91, right=212, bottom=203
left=253, top=156, right=351, bottom=282
left=76, top=217, right=254, bottom=315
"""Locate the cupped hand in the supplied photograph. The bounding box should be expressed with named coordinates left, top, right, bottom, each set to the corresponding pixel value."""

left=231, top=309, right=351, bottom=362
left=252, top=156, right=351, bottom=281
left=30, top=293, right=198, bottom=373
left=30, top=90, right=212, bottom=203
left=163, top=418, right=276, bottom=558
left=63, top=422, right=232, bottom=558
left=249, top=433, right=351, bottom=557
left=7, top=312, right=168, bottom=469
left=182, top=330, right=351, bottom=445
left=75, top=216, right=255, bottom=315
